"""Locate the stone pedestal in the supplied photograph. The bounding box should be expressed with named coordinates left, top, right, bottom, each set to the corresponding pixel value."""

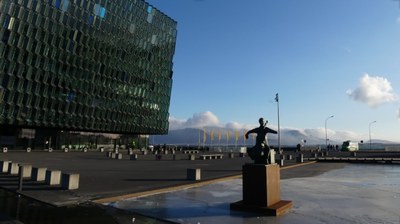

left=230, top=164, right=292, bottom=216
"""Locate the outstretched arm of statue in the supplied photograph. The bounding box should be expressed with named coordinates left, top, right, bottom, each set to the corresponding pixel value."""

left=266, top=127, right=278, bottom=134
left=245, top=128, right=257, bottom=139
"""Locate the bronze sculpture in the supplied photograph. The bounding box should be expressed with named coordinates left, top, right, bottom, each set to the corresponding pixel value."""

left=245, top=118, right=277, bottom=164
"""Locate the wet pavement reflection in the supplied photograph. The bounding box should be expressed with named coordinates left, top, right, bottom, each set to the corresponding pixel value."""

left=0, top=189, right=174, bottom=224
left=110, top=164, right=400, bottom=224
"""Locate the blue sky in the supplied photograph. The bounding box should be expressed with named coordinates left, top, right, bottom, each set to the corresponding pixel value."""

left=147, top=0, right=400, bottom=143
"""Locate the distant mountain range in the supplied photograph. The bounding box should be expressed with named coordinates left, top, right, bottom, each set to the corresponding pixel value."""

left=151, top=128, right=398, bottom=147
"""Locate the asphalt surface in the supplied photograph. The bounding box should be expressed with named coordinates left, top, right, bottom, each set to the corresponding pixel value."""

left=0, top=149, right=375, bottom=207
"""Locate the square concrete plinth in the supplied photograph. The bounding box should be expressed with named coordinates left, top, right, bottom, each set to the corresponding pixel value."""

left=187, top=168, right=201, bottom=181
left=230, top=163, right=292, bottom=216
left=243, top=164, right=280, bottom=206
left=32, top=167, right=47, bottom=181
left=61, top=173, right=80, bottom=190
left=45, top=170, right=61, bottom=185
left=19, top=164, right=32, bottom=178
left=0, top=161, right=11, bottom=173
left=8, top=163, right=19, bottom=175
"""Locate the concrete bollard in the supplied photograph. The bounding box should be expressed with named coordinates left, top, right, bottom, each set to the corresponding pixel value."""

left=116, top=153, right=123, bottom=160
left=130, top=154, right=138, bottom=160
left=142, top=150, right=147, bottom=155
left=239, top=153, right=246, bottom=158
left=19, top=164, right=32, bottom=178
left=351, top=152, right=357, bottom=157
left=269, top=149, right=276, bottom=164
left=188, top=154, right=195, bottom=161
left=286, top=155, right=292, bottom=160
left=99, top=147, right=104, bottom=152
left=187, top=168, right=201, bottom=181
left=229, top=153, right=234, bottom=159
left=111, top=152, right=117, bottom=159
left=63, top=148, right=69, bottom=152
left=31, top=167, right=47, bottom=181
left=83, top=148, right=88, bottom=152
left=2, top=147, right=8, bottom=153
left=61, top=173, right=79, bottom=190
left=45, top=170, right=61, bottom=185
left=48, top=148, right=53, bottom=152
left=312, top=153, right=317, bottom=158
left=277, top=159, right=284, bottom=167
left=297, top=154, right=304, bottom=163
left=1, top=161, right=11, bottom=173
left=8, top=163, right=19, bottom=175
left=26, top=147, right=31, bottom=152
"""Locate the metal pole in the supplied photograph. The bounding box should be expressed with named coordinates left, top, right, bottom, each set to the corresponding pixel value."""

left=325, top=115, right=334, bottom=150
left=276, top=93, right=281, bottom=152
left=369, top=121, right=376, bottom=150
left=18, top=165, right=24, bottom=192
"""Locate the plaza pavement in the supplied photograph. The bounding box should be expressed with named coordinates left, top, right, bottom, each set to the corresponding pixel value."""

left=0, top=150, right=341, bottom=207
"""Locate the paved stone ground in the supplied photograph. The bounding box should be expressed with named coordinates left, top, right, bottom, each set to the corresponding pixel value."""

left=1, top=150, right=398, bottom=207
left=0, top=150, right=260, bottom=206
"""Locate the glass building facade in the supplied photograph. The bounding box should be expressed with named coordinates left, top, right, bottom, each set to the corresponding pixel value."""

left=0, top=0, right=177, bottom=149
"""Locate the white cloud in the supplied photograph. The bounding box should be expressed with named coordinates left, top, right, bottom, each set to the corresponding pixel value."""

left=169, top=111, right=221, bottom=130
left=168, top=111, right=367, bottom=144
left=397, top=17, right=400, bottom=24
left=170, top=111, right=258, bottom=131
left=347, top=74, right=398, bottom=107
left=225, top=122, right=254, bottom=130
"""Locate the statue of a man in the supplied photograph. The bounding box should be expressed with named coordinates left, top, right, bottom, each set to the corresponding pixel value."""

left=245, top=118, right=277, bottom=164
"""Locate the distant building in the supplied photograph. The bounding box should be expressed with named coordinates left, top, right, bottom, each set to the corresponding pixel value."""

left=0, top=0, right=177, bottom=150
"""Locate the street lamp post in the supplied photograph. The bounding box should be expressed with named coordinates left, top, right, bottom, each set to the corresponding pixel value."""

left=325, top=115, right=334, bottom=150
left=275, top=93, right=281, bottom=152
left=369, top=121, right=376, bottom=150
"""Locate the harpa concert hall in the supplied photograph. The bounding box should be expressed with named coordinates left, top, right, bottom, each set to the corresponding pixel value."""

left=0, top=0, right=177, bottom=150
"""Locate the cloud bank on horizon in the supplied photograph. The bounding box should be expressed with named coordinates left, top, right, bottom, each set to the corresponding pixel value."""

left=347, top=74, right=398, bottom=107
left=168, top=111, right=366, bottom=143
left=169, top=111, right=254, bottom=131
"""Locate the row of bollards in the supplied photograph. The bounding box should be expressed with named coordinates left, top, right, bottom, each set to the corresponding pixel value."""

left=0, top=161, right=79, bottom=191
